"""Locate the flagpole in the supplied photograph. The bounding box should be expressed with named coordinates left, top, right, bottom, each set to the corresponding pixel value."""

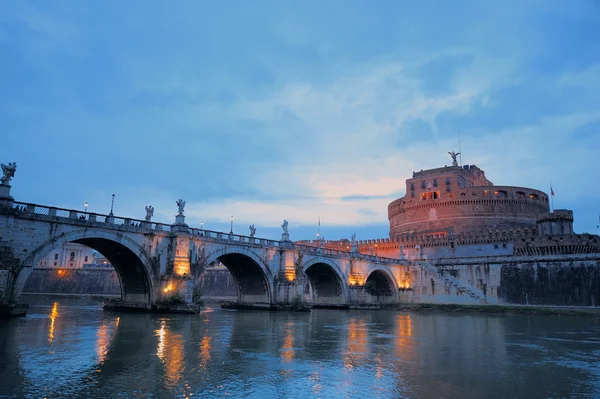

left=550, top=184, right=555, bottom=212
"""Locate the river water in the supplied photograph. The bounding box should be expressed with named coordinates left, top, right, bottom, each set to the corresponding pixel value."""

left=1, top=297, right=599, bottom=399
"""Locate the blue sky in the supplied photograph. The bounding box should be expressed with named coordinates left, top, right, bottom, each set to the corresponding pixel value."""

left=1, top=1, right=600, bottom=240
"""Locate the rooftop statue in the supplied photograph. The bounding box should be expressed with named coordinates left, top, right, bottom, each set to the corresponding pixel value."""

left=448, top=151, right=461, bottom=167
left=281, top=220, right=289, bottom=234
left=351, top=233, right=356, bottom=243
left=1, top=162, right=16, bottom=185
left=176, top=199, right=186, bottom=215
left=249, top=224, right=256, bottom=237
left=145, top=205, right=154, bottom=221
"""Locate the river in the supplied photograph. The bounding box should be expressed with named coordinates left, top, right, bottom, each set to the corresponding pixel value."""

left=1, top=296, right=599, bottom=398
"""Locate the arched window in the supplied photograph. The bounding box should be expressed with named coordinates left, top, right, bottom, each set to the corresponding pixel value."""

left=70, top=252, right=75, bottom=261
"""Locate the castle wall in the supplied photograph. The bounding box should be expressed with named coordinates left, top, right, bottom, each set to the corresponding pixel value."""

left=389, top=186, right=549, bottom=236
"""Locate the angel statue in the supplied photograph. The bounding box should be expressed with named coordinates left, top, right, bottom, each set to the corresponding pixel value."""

left=281, top=220, right=289, bottom=234
left=176, top=199, right=186, bottom=215
left=351, top=233, right=356, bottom=244
left=145, top=205, right=154, bottom=221
left=448, top=151, right=461, bottom=167
left=249, top=224, right=256, bottom=237
left=1, top=162, right=17, bottom=185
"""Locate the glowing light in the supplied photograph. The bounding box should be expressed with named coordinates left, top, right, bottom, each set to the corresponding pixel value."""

left=199, top=335, right=212, bottom=369
left=163, top=283, right=174, bottom=294
left=395, top=314, right=414, bottom=361
left=284, top=269, right=296, bottom=282
left=156, top=320, right=166, bottom=360
left=281, top=321, right=295, bottom=363
left=349, top=273, right=363, bottom=286
left=96, top=323, right=110, bottom=363
left=344, top=318, right=367, bottom=369
left=48, top=302, right=59, bottom=343
left=57, top=269, right=64, bottom=276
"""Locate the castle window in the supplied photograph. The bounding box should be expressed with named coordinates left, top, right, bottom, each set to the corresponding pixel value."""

left=516, top=191, right=526, bottom=198
left=461, top=193, right=466, bottom=197
left=433, top=179, right=438, bottom=187
left=411, top=192, right=415, bottom=198
left=530, top=193, right=539, bottom=200
left=494, top=244, right=499, bottom=249
left=421, top=192, right=440, bottom=200
left=421, top=181, right=426, bottom=189
left=54, top=254, right=59, bottom=260
left=502, top=243, right=507, bottom=249
left=53, top=262, right=57, bottom=266
left=84, top=256, right=88, bottom=262
left=70, top=252, right=75, bottom=261
left=410, top=183, right=415, bottom=191
left=446, top=186, right=451, bottom=192
left=446, top=178, right=451, bottom=185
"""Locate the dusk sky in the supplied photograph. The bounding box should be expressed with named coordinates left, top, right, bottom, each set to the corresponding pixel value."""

left=2, top=1, right=599, bottom=241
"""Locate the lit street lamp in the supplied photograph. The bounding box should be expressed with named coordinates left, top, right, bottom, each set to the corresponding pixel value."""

left=230, top=215, right=234, bottom=234
left=84, top=202, right=88, bottom=213
left=200, top=221, right=204, bottom=230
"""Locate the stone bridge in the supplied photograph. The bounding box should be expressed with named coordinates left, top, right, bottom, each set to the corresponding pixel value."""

left=0, top=184, right=488, bottom=315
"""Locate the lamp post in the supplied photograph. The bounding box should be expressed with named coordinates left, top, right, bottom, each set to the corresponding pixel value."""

left=84, top=202, right=88, bottom=213
left=230, top=215, right=234, bottom=234
left=200, top=221, right=204, bottom=230
left=109, top=194, right=115, bottom=216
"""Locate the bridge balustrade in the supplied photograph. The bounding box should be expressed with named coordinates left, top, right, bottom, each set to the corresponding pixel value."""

left=10, top=202, right=411, bottom=266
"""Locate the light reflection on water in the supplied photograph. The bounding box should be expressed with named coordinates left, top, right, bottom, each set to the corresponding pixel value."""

left=1, top=296, right=599, bottom=399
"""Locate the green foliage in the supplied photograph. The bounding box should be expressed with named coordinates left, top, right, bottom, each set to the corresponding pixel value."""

left=290, top=293, right=306, bottom=311
left=192, top=287, right=204, bottom=306
left=156, top=292, right=186, bottom=306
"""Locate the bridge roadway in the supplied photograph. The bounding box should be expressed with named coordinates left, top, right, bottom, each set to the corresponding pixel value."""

left=0, top=197, right=487, bottom=314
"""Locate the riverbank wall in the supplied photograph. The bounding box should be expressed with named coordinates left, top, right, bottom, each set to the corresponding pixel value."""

left=21, top=256, right=600, bottom=308
left=22, top=268, right=121, bottom=296
left=434, top=254, right=600, bottom=306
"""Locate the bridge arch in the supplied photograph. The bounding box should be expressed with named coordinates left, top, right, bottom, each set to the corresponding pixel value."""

left=15, top=229, right=156, bottom=303
left=302, top=257, right=348, bottom=305
left=364, top=266, right=399, bottom=301
left=204, top=247, right=273, bottom=304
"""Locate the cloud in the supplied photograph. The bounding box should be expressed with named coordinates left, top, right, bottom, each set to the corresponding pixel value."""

left=1, top=1, right=600, bottom=238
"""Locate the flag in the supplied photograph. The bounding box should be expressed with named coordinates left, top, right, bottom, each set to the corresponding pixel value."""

left=550, top=185, right=555, bottom=196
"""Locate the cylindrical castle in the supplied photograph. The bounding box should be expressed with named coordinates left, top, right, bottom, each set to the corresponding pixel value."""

left=388, top=164, right=550, bottom=237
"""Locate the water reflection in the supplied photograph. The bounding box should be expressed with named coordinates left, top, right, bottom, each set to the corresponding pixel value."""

left=4, top=298, right=600, bottom=399
left=344, top=317, right=368, bottom=369
left=47, top=302, right=58, bottom=344
left=154, top=319, right=185, bottom=389
left=281, top=321, right=294, bottom=364
left=395, top=313, right=414, bottom=361
left=96, top=317, right=119, bottom=363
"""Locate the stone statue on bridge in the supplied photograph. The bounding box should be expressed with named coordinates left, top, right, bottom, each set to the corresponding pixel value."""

left=351, top=233, right=356, bottom=244
left=145, top=205, right=154, bottom=221
left=176, top=199, right=186, bottom=215
left=281, top=220, right=289, bottom=234
left=249, top=224, right=256, bottom=237
left=448, top=151, right=461, bottom=167
left=1, top=162, right=16, bottom=185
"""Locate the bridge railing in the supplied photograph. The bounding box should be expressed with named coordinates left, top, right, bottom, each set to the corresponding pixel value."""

left=189, top=227, right=281, bottom=247
left=10, top=202, right=413, bottom=261
left=292, top=243, right=406, bottom=265
left=11, top=201, right=171, bottom=232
